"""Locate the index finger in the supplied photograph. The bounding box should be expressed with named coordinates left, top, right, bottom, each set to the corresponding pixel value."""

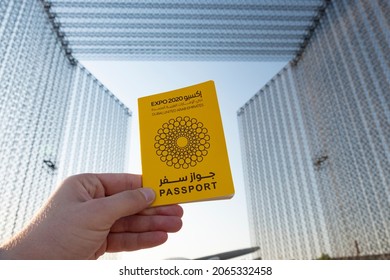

left=95, top=173, right=142, bottom=195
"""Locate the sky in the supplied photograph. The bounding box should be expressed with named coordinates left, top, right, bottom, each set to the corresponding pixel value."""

left=81, top=60, right=287, bottom=260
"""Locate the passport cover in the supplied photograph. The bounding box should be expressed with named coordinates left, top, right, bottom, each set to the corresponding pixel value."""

left=138, top=80, right=234, bottom=206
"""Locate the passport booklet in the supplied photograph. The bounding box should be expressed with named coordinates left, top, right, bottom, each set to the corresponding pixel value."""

left=138, top=81, right=234, bottom=206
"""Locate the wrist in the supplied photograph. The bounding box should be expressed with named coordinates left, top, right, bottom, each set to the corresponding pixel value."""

left=0, top=234, right=35, bottom=260
left=0, top=243, right=15, bottom=260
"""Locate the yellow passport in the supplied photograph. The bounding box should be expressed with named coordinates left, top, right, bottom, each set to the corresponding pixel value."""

left=138, top=80, right=234, bottom=206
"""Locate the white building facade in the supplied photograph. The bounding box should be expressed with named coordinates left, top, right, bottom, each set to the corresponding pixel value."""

left=0, top=1, right=131, bottom=243
left=238, top=0, right=389, bottom=259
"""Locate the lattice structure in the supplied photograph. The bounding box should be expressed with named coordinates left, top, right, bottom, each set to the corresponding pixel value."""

left=238, top=66, right=330, bottom=259
left=238, top=0, right=389, bottom=259
left=0, top=0, right=73, bottom=241
left=46, top=0, right=328, bottom=61
left=57, top=65, right=130, bottom=180
left=1, top=0, right=388, bottom=261
left=0, top=1, right=131, bottom=244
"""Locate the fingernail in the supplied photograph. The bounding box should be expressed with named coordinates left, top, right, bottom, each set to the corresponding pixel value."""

left=139, top=188, right=155, bottom=203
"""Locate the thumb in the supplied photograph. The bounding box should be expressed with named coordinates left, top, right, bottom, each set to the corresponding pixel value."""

left=93, top=188, right=156, bottom=225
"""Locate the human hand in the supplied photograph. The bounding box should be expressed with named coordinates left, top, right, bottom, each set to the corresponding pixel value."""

left=0, top=173, right=183, bottom=259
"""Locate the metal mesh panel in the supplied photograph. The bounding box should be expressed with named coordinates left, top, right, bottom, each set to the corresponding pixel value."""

left=0, top=1, right=131, bottom=245
left=2, top=0, right=388, bottom=261
left=57, top=65, right=131, bottom=179
left=238, top=0, right=389, bottom=259
left=46, top=0, right=327, bottom=61
left=296, top=0, right=390, bottom=258
left=0, top=0, right=74, bottom=241
left=238, top=67, right=330, bottom=259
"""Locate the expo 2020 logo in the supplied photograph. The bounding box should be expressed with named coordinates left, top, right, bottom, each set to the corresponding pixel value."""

left=154, top=116, right=210, bottom=169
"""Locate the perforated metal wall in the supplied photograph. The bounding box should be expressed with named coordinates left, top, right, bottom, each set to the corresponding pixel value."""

left=238, top=0, right=389, bottom=259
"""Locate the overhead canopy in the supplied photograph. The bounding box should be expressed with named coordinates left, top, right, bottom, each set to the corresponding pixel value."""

left=46, top=0, right=328, bottom=61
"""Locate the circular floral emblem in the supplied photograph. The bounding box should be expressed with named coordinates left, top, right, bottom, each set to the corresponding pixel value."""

left=154, top=116, right=210, bottom=169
